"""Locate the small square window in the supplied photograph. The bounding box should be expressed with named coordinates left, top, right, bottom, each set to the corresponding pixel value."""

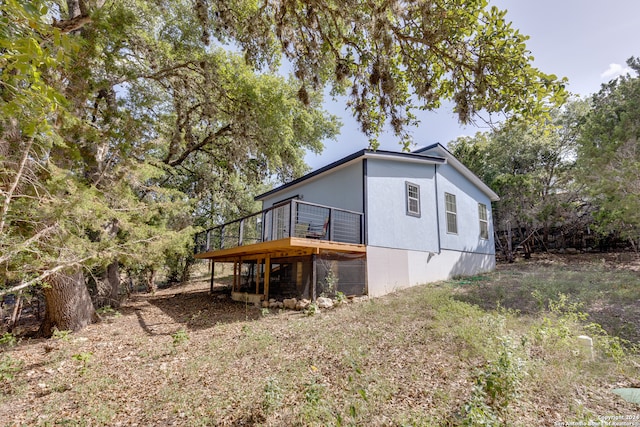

left=445, top=193, right=457, bottom=234
left=406, top=182, right=420, bottom=217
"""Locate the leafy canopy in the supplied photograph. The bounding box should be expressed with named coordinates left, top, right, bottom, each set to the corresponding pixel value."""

left=205, top=0, right=568, bottom=147
left=576, top=57, right=640, bottom=245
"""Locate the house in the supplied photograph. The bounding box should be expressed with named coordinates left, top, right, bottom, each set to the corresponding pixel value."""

left=194, top=143, right=499, bottom=303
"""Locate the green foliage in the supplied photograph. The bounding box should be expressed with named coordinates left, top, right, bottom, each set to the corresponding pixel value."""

left=52, top=329, right=72, bottom=342
left=216, top=0, right=567, bottom=146
left=576, top=57, right=640, bottom=247
left=0, top=354, right=22, bottom=383
left=533, top=293, right=589, bottom=347
left=304, top=303, right=320, bottom=317
left=0, top=332, right=17, bottom=349
left=262, top=377, right=283, bottom=414
left=584, top=322, right=637, bottom=365
left=460, top=336, right=524, bottom=426
left=335, top=291, right=347, bottom=304
left=0, top=0, right=339, bottom=303
left=96, top=306, right=120, bottom=317
left=72, top=352, right=93, bottom=376
left=171, top=329, right=190, bottom=348
left=304, top=377, right=325, bottom=407
left=449, top=101, right=588, bottom=252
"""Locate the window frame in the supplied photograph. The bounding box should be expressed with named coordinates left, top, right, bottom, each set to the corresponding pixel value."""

left=445, top=192, right=457, bottom=234
left=405, top=181, right=421, bottom=217
left=478, top=203, right=489, bottom=240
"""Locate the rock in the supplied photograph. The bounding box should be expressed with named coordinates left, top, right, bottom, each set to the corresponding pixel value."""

left=295, top=299, right=311, bottom=310
left=316, top=297, right=333, bottom=309
left=262, top=301, right=270, bottom=308
left=269, top=298, right=276, bottom=303
left=216, top=294, right=227, bottom=300
left=565, top=247, right=579, bottom=254
left=283, top=298, right=297, bottom=310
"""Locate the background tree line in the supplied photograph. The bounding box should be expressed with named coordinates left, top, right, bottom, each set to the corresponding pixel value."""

left=2, top=0, right=568, bottom=334
left=450, top=57, right=640, bottom=261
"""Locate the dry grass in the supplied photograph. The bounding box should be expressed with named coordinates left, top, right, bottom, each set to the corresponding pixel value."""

left=1, top=254, right=639, bottom=426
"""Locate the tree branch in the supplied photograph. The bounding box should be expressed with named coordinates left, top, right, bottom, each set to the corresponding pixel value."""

left=0, top=257, right=93, bottom=297
left=52, top=15, right=93, bottom=34
left=166, top=123, right=233, bottom=167
left=0, top=138, right=33, bottom=234
left=0, top=225, right=57, bottom=265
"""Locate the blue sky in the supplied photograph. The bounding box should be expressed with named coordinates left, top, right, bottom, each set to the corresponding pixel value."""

left=304, top=0, right=640, bottom=170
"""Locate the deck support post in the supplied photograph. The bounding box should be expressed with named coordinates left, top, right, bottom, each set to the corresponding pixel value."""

left=311, top=253, right=317, bottom=301
left=209, top=260, right=215, bottom=294
left=254, top=259, right=259, bottom=295
left=233, top=259, right=238, bottom=292
left=264, top=255, right=271, bottom=302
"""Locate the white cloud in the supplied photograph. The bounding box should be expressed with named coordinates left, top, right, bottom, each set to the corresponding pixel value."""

left=601, top=63, right=632, bottom=79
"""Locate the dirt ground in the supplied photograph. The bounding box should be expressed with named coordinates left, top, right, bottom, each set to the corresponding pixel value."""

left=1, top=253, right=639, bottom=425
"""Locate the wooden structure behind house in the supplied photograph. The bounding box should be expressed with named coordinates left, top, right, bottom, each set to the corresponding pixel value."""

left=194, top=144, right=499, bottom=302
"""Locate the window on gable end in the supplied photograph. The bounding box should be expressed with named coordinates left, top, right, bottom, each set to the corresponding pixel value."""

left=405, top=182, right=420, bottom=217
left=445, top=192, right=457, bottom=234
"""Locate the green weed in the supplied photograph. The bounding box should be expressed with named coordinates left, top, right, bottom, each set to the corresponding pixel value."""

left=460, top=336, right=524, bottom=425
left=171, top=329, right=190, bottom=348
left=96, top=306, right=121, bottom=317
left=304, top=303, right=319, bottom=316
left=0, top=332, right=17, bottom=349
left=0, top=354, right=22, bottom=383
left=262, top=377, right=283, bottom=414
left=52, top=329, right=72, bottom=341
left=72, top=352, right=93, bottom=376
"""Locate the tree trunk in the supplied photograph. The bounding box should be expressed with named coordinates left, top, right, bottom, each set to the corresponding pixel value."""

left=180, top=256, right=194, bottom=284
left=8, top=291, right=23, bottom=332
left=506, top=227, right=514, bottom=263
left=39, top=270, right=98, bottom=337
left=146, top=268, right=157, bottom=293
left=95, top=261, right=121, bottom=308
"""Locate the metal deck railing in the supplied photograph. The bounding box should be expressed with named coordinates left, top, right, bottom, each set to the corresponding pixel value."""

left=194, top=199, right=364, bottom=254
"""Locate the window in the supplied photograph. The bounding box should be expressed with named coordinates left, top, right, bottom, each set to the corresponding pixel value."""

left=478, top=203, right=489, bottom=240
left=445, top=193, right=457, bottom=234
left=405, top=182, right=420, bottom=217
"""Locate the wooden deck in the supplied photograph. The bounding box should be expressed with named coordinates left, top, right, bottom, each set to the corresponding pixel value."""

left=195, top=237, right=366, bottom=301
left=194, top=236, right=366, bottom=262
